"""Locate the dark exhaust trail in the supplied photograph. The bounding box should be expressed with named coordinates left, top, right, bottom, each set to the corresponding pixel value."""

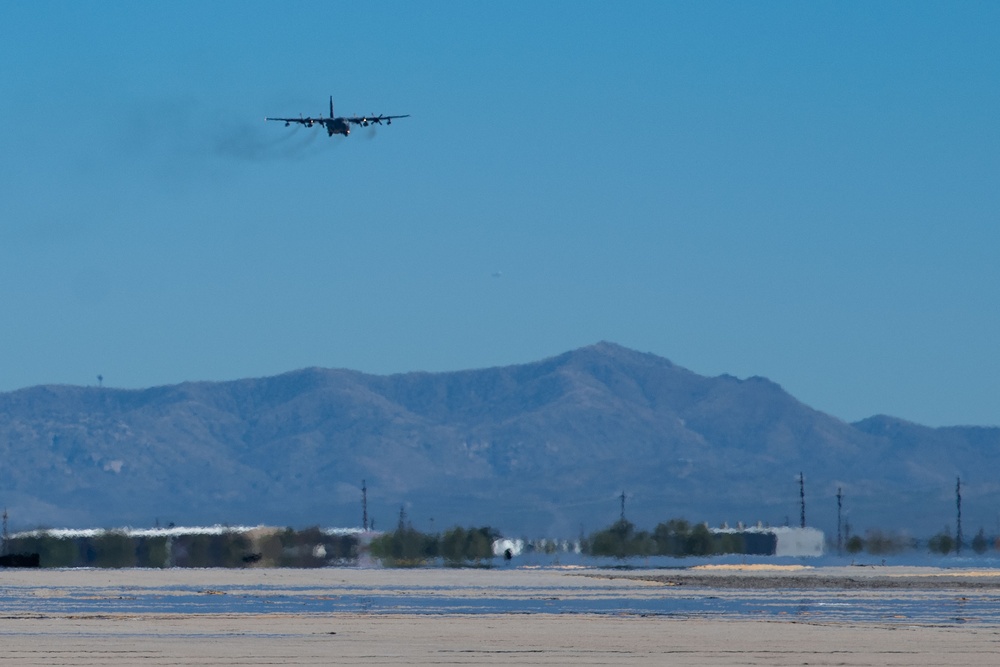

left=214, top=123, right=334, bottom=161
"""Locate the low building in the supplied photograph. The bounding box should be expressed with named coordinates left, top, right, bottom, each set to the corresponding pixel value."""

left=711, top=526, right=825, bottom=557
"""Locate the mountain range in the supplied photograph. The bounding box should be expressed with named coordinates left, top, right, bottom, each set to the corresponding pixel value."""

left=2, top=342, right=997, bottom=538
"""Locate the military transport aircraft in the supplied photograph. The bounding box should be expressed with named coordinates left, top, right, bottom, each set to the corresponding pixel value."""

left=265, top=96, right=409, bottom=137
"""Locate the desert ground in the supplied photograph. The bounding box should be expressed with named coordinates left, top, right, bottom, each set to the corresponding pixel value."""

left=2, top=566, right=1000, bottom=665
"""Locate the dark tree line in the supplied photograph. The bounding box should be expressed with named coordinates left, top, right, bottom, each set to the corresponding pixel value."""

left=583, top=519, right=755, bottom=558
left=6, top=528, right=358, bottom=568
left=843, top=527, right=997, bottom=555
left=368, top=511, right=500, bottom=566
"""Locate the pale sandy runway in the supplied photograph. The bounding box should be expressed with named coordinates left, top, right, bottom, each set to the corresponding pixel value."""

left=2, top=566, right=1000, bottom=665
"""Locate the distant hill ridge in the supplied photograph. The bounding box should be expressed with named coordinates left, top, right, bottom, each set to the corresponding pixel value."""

left=1, top=342, right=998, bottom=536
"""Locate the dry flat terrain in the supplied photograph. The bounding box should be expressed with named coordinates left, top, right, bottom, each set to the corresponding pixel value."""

left=2, top=566, right=1000, bottom=665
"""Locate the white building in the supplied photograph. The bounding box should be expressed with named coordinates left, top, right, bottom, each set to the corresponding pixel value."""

left=769, top=526, right=825, bottom=557
left=711, top=525, right=825, bottom=557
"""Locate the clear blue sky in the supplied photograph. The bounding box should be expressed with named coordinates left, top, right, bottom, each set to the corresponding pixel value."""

left=2, top=2, right=998, bottom=427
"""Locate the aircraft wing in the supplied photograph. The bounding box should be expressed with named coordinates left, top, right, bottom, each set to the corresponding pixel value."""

left=345, top=114, right=410, bottom=126
left=265, top=116, right=319, bottom=126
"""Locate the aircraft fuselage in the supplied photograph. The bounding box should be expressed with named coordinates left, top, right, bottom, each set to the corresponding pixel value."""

left=281, top=117, right=351, bottom=136
left=323, top=118, right=351, bottom=136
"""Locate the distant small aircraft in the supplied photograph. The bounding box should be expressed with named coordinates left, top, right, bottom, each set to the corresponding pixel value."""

left=266, top=96, right=409, bottom=137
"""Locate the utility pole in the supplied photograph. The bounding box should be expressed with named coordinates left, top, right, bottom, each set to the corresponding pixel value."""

left=799, top=472, right=806, bottom=528
left=836, top=487, right=843, bottom=555
left=361, top=480, right=369, bottom=532
left=619, top=490, right=626, bottom=522
left=956, top=477, right=963, bottom=554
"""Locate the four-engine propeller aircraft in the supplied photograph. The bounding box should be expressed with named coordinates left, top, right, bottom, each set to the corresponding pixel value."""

left=265, top=96, right=409, bottom=137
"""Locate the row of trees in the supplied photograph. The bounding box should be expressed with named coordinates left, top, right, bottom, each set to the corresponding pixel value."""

left=844, top=527, right=996, bottom=556
left=6, top=527, right=358, bottom=568
left=368, top=510, right=499, bottom=566
left=9, top=518, right=1000, bottom=567
left=583, top=519, right=768, bottom=558
left=586, top=519, right=1000, bottom=559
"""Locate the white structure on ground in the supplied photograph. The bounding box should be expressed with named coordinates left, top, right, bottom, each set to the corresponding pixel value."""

left=11, top=525, right=367, bottom=540
left=710, top=525, right=825, bottom=557
left=492, top=538, right=525, bottom=558
left=769, top=526, right=824, bottom=557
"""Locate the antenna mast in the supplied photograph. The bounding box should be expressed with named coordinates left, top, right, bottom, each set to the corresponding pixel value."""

left=799, top=472, right=806, bottom=528
left=619, top=490, right=626, bottom=522
left=362, top=480, right=369, bottom=532
left=836, top=487, right=843, bottom=554
left=956, top=477, right=963, bottom=554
